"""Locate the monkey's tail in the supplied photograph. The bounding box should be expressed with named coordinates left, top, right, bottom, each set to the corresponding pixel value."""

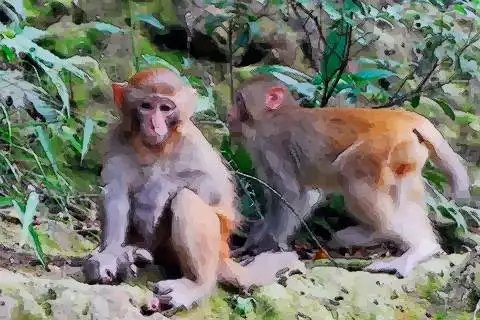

left=217, top=252, right=306, bottom=289
left=413, top=118, right=470, bottom=200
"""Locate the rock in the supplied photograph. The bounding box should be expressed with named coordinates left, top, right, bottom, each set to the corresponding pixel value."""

left=0, top=268, right=167, bottom=319
left=0, top=253, right=475, bottom=319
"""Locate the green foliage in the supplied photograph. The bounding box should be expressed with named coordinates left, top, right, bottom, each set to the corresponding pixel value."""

left=12, top=191, right=47, bottom=268
left=232, top=295, right=256, bottom=317
left=0, top=0, right=477, bottom=266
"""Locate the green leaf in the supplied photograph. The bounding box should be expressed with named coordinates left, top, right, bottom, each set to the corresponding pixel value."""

left=353, top=68, right=396, bottom=81
left=142, top=55, right=181, bottom=74
left=432, top=98, right=455, bottom=120
left=0, top=196, right=13, bottom=208
left=0, top=44, right=15, bottom=62
left=453, top=4, right=467, bottom=15
left=254, top=65, right=313, bottom=82
left=270, top=72, right=316, bottom=99
left=81, top=118, right=94, bottom=163
left=234, top=296, right=256, bottom=316
left=19, top=191, right=39, bottom=247
left=234, top=26, right=250, bottom=48
left=34, top=126, right=59, bottom=175
left=321, top=0, right=342, bottom=20
left=204, top=15, right=229, bottom=35
left=411, top=95, right=420, bottom=108
left=322, top=26, right=348, bottom=80
left=28, top=224, right=48, bottom=268
left=94, top=22, right=124, bottom=33
left=135, top=14, right=165, bottom=31
left=329, top=193, right=345, bottom=212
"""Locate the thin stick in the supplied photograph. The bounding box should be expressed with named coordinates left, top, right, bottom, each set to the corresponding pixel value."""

left=234, top=171, right=337, bottom=265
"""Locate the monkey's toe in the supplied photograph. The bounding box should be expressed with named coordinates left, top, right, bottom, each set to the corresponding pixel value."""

left=364, top=259, right=411, bottom=278
left=152, top=278, right=203, bottom=311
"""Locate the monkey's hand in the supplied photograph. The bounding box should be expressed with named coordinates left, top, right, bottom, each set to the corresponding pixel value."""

left=83, top=246, right=153, bottom=284
left=231, top=220, right=281, bottom=258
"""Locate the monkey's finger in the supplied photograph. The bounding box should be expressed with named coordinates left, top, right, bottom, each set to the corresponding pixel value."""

left=162, top=306, right=186, bottom=318
left=275, top=267, right=290, bottom=278
left=153, top=285, right=173, bottom=295
left=240, top=256, right=255, bottom=266
left=148, top=296, right=161, bottom=311
left=133, top=248, right=154, bottom=265
left=155, top=295, right=173, bottom=305
left=101, top=269, right=115, bottom=284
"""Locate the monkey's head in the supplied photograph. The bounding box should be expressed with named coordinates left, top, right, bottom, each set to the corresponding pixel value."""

left=111, top=67, right=197, bottom=147
left=227, top=74, right=297, bottom=137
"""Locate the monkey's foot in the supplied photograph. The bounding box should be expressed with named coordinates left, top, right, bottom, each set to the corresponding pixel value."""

left=149, top=278, right=210, bottom=313
left=364, top=242, right=443, bottom=278
left=83, top=246, right=153, bottom=284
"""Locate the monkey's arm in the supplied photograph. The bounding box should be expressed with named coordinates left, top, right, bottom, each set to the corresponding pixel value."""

left=101, top=179, right=130, bottom=251
left=83, top=155, right=151, bottom=285
left=100, top=155, right=133, bottom=251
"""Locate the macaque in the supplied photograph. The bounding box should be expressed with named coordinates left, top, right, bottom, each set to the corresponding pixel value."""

left=227, top=74, right=470, bottom=278
left=82, top=68, right=304, bottom=313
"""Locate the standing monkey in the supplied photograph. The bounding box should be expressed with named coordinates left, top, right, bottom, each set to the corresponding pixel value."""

left=227, top=74, right=470, bottom=277
left=82, top=68, right=304, bottom=313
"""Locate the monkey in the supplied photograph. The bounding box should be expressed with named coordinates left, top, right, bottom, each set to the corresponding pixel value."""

left=226, top=73, right=471, bottom=278
left=82, top=68, right=304, bottom=313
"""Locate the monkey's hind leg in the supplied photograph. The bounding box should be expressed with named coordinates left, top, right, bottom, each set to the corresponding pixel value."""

left=327, top=225, right=388, bottom=249
left=365, top=175, right=443, bottom=278
left=150, top=188, right=220, bottom=312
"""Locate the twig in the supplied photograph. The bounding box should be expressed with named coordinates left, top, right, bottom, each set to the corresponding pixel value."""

left=374, top=74, right=457, bottom=108
left=126, top=0, right=139, bottom=72
left=474, top=298, right=480, bottom=320
left=234, top=171, right=337, bottom=265
left=321, top=22, right=353, bottom=107
left=227, top=20, right=234, bottom=105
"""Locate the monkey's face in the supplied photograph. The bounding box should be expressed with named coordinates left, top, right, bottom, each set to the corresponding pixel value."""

left=136, top=95, right=180, bottom=146
left=227, top=91, right=252, bottom=137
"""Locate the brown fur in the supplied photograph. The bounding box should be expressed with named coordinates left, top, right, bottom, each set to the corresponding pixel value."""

left=227, top=74, right=470, bottom=277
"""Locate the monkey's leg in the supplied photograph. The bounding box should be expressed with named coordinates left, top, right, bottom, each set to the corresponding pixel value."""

left=150, top=188, right=220, bottom=311
left=364, top=175, right=443, bottom=277
left=270, top=189, right=318, bottom=250
left=327, top=225, right=387, bottom=249
left=233, top=187, right=317, bottom=257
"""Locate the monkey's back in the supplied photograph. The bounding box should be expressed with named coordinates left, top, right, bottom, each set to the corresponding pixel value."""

left=267, top=107, right=428, bottom=190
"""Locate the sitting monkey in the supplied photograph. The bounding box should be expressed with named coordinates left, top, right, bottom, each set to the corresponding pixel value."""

left=82, top=68, right=304, bottom=313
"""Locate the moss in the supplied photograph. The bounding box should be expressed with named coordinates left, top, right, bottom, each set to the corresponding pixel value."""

left=10, top=298, right=45, bottom=320
left=39, top=301, right=52, bottom=316
left=37, top=231, right=62, bottom=253
left=250, top=295, right=282, bottom=320
left=416, top=273, right=444, bottom=303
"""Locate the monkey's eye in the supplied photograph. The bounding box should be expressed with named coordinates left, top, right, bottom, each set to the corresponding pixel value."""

left=141, top=102, right=153, bottom=110
left=235, top=93, right=243, bottom=105
left=159, top=104, right=172, bottom=112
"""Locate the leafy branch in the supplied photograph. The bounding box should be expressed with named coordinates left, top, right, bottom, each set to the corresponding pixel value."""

left=376, top=32, right=480, bottom=108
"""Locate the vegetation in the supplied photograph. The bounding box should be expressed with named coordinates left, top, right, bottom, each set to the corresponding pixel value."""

left=0, top=0, right=478, bottom=289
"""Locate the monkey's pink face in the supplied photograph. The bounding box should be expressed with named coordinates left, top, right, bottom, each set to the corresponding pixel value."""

left=137, top=95, right=180, bottom=146
left=227, top=91, right=251, bottom=137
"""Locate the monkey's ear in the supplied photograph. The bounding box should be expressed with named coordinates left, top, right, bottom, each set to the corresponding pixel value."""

left=265, top=86, right=285, bottom=111
left=112, top=82, right=129, bottom=108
